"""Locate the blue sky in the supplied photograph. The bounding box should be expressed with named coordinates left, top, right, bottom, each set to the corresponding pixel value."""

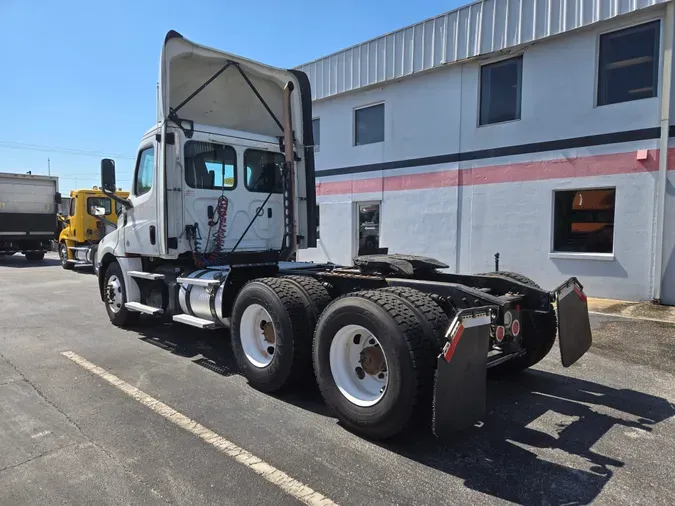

left=0, top=0, right=457, bottom=194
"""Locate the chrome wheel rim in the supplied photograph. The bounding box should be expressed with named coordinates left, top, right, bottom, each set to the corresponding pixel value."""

left=106, top=275, right=123, bottom=314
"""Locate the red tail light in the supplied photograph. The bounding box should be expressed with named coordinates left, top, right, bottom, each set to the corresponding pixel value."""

left=511, top=319, right=521, bottom=336
left=495, top=325, right=505, bottom=342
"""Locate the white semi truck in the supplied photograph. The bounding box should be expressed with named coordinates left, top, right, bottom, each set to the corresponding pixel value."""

left=95, top=31, right=593, bottom=440
left=0, top=172, right=61, bottom=261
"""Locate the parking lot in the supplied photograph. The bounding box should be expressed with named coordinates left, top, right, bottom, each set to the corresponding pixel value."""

left=0, top=253, right=674, bottom=505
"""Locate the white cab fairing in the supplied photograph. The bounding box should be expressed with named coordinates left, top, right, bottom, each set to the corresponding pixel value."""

left=154, top=30, right=316, bottom=258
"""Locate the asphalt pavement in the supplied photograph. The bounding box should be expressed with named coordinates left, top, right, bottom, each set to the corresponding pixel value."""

left=0, top=253, right=674, bottom=505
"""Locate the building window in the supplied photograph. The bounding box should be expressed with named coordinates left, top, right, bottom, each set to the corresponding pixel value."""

left=357, top=202, right=380, bottom=255
left=184, top=141, right=236, bottom=190
left=553, top=188, right=616, bottom=254
left=312, top=118, right=320, bottom=152
left=354, top=104, right=384, bottom=146
left=479, top=55, right=523, bottom=126
left=245, top=149, right=285, bottom=194
left=598, top=20, right=660, bottom=106
left=133, top=146, right=154, bottom=197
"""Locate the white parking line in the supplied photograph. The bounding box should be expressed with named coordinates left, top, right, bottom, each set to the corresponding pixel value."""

left=588, top=311, right=675, bottom=325
left=61, top=351, right=337, bottom=506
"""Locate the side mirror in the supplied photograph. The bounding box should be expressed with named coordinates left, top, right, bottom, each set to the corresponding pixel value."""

left=100, top=158, right=132, bottom=210
left=101, top=158, right=117, bottom=192
left=93, top=206, right=106, bottom=217
left=54, top=192, right=62, bottom=205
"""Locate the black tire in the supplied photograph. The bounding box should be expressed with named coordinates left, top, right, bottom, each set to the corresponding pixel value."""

left=279, top=275, right=332, bottom=324
left=59, top=243, right=74, bottom=270
left=313, top=291, right=435, bottom=440
left=479, top=271, right=557, bottom=375
left=25, top=252, right=45, bottom=262
left=230, top=277, right=314, bottom=393
left=378, top=286, right=450, bottom=348
left=103, top=262, right=140, bottom=327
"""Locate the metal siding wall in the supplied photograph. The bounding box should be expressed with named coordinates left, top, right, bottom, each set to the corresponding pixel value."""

left=298, top=0, right=665, bottom=101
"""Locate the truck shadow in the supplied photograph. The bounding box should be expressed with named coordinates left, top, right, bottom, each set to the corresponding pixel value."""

left=135, top=322, right=241, bottom=379
left=132, top=324, right=674, bottom=505
left=375, top=371, right=674, bottom=505
left=0, top=256, right=62, bottom=268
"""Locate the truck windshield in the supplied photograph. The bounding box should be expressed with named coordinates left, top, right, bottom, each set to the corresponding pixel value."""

left=185, top=141, right=236, bottom=190
left=87, top=197, right=112, bottom=216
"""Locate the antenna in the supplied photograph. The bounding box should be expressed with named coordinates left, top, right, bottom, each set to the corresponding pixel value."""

left=47, top=157, right=51, bottom=176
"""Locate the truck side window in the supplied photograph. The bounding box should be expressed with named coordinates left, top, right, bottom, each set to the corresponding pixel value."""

left=87, top=197, right=112, bottom=216
left=245, top=149, right=284, bottom=194
left=68, top=198, right=75, bottom=217
left=184, top=141, right=236, bottom=190
left=134, top=146, right=155, bottom=197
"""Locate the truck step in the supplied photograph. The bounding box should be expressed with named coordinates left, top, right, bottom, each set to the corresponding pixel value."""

left=172, top=314, right=221, bottom=329
left=128, top=270, right=165, bottom=281
left=176, top=277, right=221, bottom=287
left=66, top=259, right=90, bottom=265
left=68, top=246, right=90, bottom=252
left=124, top=302, right=164, bottom=315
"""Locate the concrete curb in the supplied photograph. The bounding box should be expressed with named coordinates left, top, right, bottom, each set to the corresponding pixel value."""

left=586, top=297, right=675, bottom=324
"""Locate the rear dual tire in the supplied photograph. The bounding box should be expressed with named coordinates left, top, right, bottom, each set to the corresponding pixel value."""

left=231, top=278, right=447, bottom=440
left=230, top=277, right=329, bottom=393
left=313, top=289, right=443, bottom=440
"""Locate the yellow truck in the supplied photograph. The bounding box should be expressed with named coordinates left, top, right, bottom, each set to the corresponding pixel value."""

left=58, top=187, right=128, bottom=274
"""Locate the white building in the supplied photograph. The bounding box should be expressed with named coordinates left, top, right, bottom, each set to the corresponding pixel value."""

left=296, top=0, right=675, bottom=304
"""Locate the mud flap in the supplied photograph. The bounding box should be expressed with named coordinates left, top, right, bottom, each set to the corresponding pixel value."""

left=432, top=307, right=496, bottom=438
left=554, top=278, right=593, bottom=367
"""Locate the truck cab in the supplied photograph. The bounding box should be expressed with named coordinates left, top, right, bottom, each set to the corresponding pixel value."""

left=58, top=187, right=128, bottom=273
left=97, top=30, right=316, bottom=270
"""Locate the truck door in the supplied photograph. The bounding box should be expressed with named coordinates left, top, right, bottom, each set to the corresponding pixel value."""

left=125, top=139, right=159, bottom=255
left=243, top=148, right=285, bottom=249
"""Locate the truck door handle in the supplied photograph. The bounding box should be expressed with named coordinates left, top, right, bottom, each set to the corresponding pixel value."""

left=149, top=225, right=156, bottom=245
left=267, top=208, right=272, bottom=219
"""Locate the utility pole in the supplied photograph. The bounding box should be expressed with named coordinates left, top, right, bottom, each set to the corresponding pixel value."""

left=47, top=157, right=51, bottom=176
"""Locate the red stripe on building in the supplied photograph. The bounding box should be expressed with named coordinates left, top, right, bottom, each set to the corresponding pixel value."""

left=317, top=148, right=669, bottom=196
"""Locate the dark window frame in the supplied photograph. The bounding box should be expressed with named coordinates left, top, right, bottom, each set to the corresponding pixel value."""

left=87, top=196, right=112, bottom=216
left=316, top=204, right=320, bottom=240
left=244, top=148, right=285, bottom=194
left=184, top=140, right=238, bottom=191
left=68, top=197, right=75, bottom=217
left=597, top=20, right=661, bottom=107
left=552, top=187, right=616, bottom=254
left=354, top=103, right=385, bottom=146
left=133, top=145, right=155, bottom=197
left=356, top=201, right=381, bottom=256
left=479, top=55, right=523, bottom=126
